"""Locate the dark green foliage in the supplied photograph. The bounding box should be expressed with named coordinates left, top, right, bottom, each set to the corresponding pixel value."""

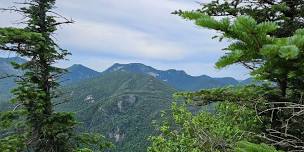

left=0, top=57, right=26, bottom=111
left=0, top=1, right=110, bottom=151
left=178, top=85, right=275, bottom=106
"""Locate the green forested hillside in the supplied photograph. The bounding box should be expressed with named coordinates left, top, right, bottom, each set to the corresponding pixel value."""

left=57, top=71, right=176, bottom=152
left=0, top=57, right=101, bottom=110
left=0, top=57, right=25, bottom=110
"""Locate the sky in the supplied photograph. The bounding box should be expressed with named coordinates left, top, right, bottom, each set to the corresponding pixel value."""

left=0, top=0, right=250, bottom=79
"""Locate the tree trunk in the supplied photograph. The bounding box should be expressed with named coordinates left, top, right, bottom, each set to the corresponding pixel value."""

left=278, top=78, right=287, bottom=97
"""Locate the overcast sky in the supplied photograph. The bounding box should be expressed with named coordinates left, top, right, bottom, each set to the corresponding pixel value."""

left=0, top=0, right=250, bottom=79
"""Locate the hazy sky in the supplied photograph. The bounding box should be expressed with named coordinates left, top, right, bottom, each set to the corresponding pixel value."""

left=0, top=0, right=250, bottom=79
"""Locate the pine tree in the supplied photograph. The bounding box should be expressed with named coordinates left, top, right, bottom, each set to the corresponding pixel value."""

left=175, top=11, right=304, bottom=151
left=0, top=1, right=111, bottom=151
left=178, top=0, right=304, bottom=38
left=148, top=1, right=304, bottom=151
left=175, top=0, right=304, bottom=97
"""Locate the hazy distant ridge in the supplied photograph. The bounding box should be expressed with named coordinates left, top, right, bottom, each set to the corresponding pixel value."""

left=104, top=63, right=246, bottom=91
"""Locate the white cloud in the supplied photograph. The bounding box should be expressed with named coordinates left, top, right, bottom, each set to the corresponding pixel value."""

left=59, top=20, right=187, bottom=60
left=0, top=0, right=250, bottom=79
left=54, top=0, right=225, bottom=62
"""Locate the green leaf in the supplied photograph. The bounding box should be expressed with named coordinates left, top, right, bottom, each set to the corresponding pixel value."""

left=260, top=44, right=280, bottom=57
left=278, top=45, right=299, bottom=59
left=256, top=22, right=278, bottom=33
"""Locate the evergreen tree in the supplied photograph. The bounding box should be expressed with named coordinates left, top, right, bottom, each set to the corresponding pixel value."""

left=0, top=1, right=111, bottom=151
left=148, top=1, right=304, bottom=151
left=171, top=11, right=304, bottom=151
left=177, top=0, right=304, bottom=37
left=175, top=0, right=304, bottom=97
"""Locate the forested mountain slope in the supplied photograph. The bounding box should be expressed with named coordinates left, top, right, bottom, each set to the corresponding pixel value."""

left=0, top=57, right=100, bottom=110
left=104, top=63, right=241, bottom=91
left=0, top=57, right=26, bottom=110
left=57, top=71, right=176, bottom=152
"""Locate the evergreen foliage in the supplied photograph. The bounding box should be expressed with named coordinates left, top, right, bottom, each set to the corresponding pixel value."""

left=235, top=141, right=280, bottom=152
left=149, top=1, right=304, bottom=151
left=175, top=0, right=304, bottom=97
left=148, top=99, right=263, bottom=152
left=0, top=1, right=111, bottom=151
left=175, top=13, right=304, bottom=151
left=178, top=13, right=304, bottom=97
left=175, top=0, right=304, bottom=38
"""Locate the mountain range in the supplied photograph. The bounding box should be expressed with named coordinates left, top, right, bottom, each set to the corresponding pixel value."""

left=0, top=57, right=251, bottom=95
left=105, top=63, right=246, bottom=91
left=0, top=57, right=252, bottom=151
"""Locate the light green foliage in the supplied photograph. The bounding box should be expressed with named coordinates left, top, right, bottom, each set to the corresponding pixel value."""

left=0, top=135, right=26, bottom=152
left=75, top=133, right=113, bottom=152
left=0, top=110, right=27, bottom=151
left=181, top=0, right=304, bottom=98
left=182, top=0, right=304, bottom=38
left=0, top=28, right=44, bottom=46
left=180, top=14, right=274, bottom=68
left=235, top=141, right=279, bottom=152
left=148, top=99, right=263, bottom=152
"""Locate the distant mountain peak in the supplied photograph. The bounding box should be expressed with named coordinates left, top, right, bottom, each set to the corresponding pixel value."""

left=119, top=63, right=154, bottom=69
left=105, top=63, right=157, bottom=73
left=62, top=64, right=101, bottom=84
left=165, top=69, right=187, bottom=75
left=102, top=63, right=247, bottom=91
left=68, top=64, right=90, bottom=70
left=70, top=64, right=83, bottom=67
